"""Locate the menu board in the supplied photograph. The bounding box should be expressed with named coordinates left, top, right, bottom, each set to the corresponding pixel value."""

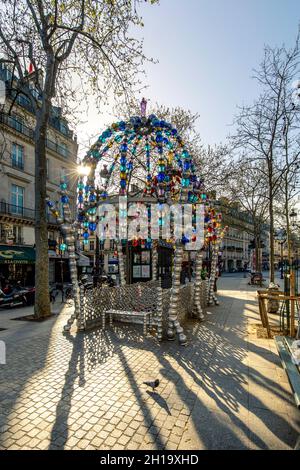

left=132, top=265, right=142, bottom=278
left=141, top=265, right=150, bottom=278
left=141, top=252, right=151, bottom=264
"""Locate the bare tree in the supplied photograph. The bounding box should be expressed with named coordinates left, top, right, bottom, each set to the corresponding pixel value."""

left=226, top=157, right=269, bottom=271
left=0, top=0, right=158, bottom=317
left=231, top=33, right=300, bottom=282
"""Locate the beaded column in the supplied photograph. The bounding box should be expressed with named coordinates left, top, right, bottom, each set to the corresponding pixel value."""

left=167, top=243, right=187, bottom=345
left=152, top=241, right=158, bottom=282
left=117, top=243, right=126, bottom=286
left=156, top=286, right=163, bottom=341
left=61, top=201, right=84, bottom=332
left=192, top=250, right=204, bottom=320
left=207, top=241, right=219, bottom=306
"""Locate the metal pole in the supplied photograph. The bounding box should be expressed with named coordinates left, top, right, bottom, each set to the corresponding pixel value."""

left=280, top=242, right=284, bottom=279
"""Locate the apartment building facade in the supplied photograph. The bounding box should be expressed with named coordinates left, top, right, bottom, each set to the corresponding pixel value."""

left=217, top=199, right=270, bottom=272
left=0, top=65, right=78, bottom=285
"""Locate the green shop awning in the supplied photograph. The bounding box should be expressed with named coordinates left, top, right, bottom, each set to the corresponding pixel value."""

left=0, top=245, right=35, bottom=264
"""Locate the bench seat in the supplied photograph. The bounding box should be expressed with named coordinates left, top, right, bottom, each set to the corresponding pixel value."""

left=103, top=309, right=152, bottom=335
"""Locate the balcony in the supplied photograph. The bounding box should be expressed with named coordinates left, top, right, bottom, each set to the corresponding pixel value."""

left=0, top=202, right=57, bottom=225
left=0, top=112, right=71, bottom=159
left=0, top=113, right=34, bottom=139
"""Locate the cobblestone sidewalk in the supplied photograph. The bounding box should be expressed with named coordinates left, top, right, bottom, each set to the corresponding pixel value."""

left=0, top=276, right=299, bottom=450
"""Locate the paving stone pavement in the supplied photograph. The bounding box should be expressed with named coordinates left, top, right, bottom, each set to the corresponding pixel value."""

left=0, top=275, right=299, bottom=450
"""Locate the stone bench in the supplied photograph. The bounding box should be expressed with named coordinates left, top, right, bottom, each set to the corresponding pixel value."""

left=275, top=335, right=300, bottom=449
left=103, top=309, right=152, bottom=335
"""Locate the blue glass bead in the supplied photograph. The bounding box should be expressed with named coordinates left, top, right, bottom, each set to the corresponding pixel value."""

left=89, top=222, right=97, bottom=231
left=120, top=164, right=127, bottom=172
left=83, top=232, right=89, bottom=240
left=182, top=150, right=189, bottom=158
left=47, top=200, right=54, bottom=207
left=120, top=156, right=127, bottom=165
left=127, top=162, right=133, bottom=170
left=78, top=195, right=84, bottom=203
left=89, top=194, right=96, bottom=202
left=61, top=195, right=69, bottom=203
left=171, top=128, right=178, bottom=135
left=157, top=173, right=165, bottom=183
left=119, top=121, right=126, bottom=131
left=156, top=134, right=163, bottom=143
left=184, top=161, right=191, bottom=171
left=182, top=178, right=190, bottom=187
left=120, top=143, right=128, bottom=152
left=147, top=175, right=152, bottom=181
left=120, top=180, right=126, bottom=189
left=60, top=243, right=67, bottom=251
left=181, top=235, right=189, bottom=244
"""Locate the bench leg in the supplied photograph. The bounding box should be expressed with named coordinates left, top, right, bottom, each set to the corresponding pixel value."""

left=143, top=315, right=147, bottom=336
left=102, top=311, right=105, bottom=330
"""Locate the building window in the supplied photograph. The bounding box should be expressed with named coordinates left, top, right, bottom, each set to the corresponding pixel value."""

left=61, top=167, right=68, bottom=183
left=10, top=184, right=24, bottom=215
left=13, top=225, right=22, bottom=244
left=46, top=159, right=49, bottom=179
left=11, top=143, right=24, bottom=170
left=89, top=241, right=95, bottom=251
left=60, top=142, right=68, bottom=158
left=11, top=113, right=23, bottom=133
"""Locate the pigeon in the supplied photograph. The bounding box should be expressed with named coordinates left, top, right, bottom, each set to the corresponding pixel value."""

left=143, top=379, right=160, bottom=391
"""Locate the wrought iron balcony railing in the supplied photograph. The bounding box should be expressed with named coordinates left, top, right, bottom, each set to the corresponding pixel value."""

left=0, top=202, right=57, bottom=224
left=0, top=112, right=71, bottom=158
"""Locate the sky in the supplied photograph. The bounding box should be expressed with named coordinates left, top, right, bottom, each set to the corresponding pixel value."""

left=77, top=0, right=300, bottom=156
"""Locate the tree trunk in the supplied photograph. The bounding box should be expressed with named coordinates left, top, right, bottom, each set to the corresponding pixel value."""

left=269, top=185, right=275, bottom=283
left=34, top=107, right=51, bottom=318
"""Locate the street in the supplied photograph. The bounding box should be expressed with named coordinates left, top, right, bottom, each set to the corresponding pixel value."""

left=0, top=273, right=299, bottom=450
